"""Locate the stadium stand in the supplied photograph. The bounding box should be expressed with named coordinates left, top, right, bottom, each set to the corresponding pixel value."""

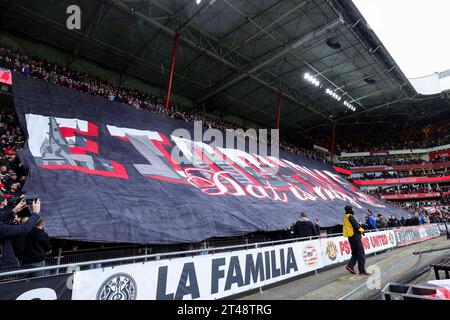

left=0, top=0, right=449, bottom=302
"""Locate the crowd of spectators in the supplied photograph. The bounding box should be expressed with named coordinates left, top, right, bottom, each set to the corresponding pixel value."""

left=0, top=46, right=328, bottom=163
left=362, top=210, right=446, bottom=230
left=4, top=45, right=450, bottom=165
left=368, top=184, right=444, bottom=197
left=331, top=122, right=450, bottom=153
left=338, top=154, right=450, bottom=169
left=351, top=169, right=449, bottom=180
left=0, top=111, right=51, bottom=274
left=387, top=197, right=450, bottom=221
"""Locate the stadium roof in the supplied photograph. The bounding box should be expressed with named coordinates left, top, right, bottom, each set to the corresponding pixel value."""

left=1, top=0, right=449, bottom=140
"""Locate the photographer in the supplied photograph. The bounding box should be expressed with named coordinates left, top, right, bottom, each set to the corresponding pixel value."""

left=0, top=197, right=41, bottom=271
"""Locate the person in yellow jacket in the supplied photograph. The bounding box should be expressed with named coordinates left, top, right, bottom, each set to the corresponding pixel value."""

left=343, top=206, right=369, bottom=275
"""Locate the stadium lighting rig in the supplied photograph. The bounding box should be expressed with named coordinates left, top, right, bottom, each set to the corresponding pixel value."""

left=343, top=101, right=356, bottom=112
left=304, top=73, right=321, bottom=87
left=325, top=88, right=342, bottom=102
left=303, top=72, right=356, bottom=112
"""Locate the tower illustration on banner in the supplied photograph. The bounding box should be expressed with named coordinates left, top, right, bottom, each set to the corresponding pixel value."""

left=36, top=116, right=114, bottom=172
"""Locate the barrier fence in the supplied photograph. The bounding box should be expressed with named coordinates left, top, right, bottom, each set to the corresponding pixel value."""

left=0, top=223, right=445, bottom=300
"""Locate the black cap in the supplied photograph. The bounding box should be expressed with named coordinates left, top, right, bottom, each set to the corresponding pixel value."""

left=345, top=205, right=354, bottom=214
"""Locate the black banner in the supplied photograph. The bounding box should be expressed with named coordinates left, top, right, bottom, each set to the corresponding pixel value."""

left=0, top=274, right=72, bottom=300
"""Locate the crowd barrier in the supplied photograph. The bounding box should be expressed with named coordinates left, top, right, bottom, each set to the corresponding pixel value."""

left=0, top=224, right=443, bottom=300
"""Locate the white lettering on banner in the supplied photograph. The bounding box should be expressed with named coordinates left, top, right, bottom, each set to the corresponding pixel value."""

left=67, top=226, right=446, bottom=300
left=71, top=231, right=400, bottom=300
left=27, top=113, right=388, bottom=210
left=72, top=240, right=323, bottom=300
left=16, top=288, right=57, bottom=300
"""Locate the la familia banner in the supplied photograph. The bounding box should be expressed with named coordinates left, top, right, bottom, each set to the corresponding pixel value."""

left=13, top=74, right=408, bottom=244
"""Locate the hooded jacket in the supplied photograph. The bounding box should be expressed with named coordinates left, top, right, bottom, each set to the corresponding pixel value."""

left=293, top=217, right=318, bottom=238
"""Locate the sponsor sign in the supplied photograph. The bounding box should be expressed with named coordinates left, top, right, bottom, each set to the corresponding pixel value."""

left=393, top=224, right=441, bottom=247
left=369, top=151, right=390, bottom=157
left=437, top=223, right=449, bottom=235
left=321, top=230, right=396, bottom=266
left=429, top=149, right=450, bottom=161
left=72, top=230, right=396, bottom=300
left=354, top=176, right=450, bottom=186
left=350, top=161, right=450, bottom=173
left=72, top=240, right=324, bottom=300
left=382, top=193, right=441, bottom=200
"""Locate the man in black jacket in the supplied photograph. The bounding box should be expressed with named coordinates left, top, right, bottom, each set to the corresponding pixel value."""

left=293, top=212, right=318, bottom=239
left=387, top=215, right=400, bottom=228
left=0, top=197, right=41, bottom=270
left=23, top=217, right=51, bottom=277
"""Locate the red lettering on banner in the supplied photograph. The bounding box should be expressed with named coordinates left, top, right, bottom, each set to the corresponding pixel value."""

left=69, top=139, right=98, bottom=154
left=60, top=122, right=98, bottom=137
left=370, top=236, right=376, bottom=248
left=381, top=235, right=388, bottom=246
left=339, top=240, right=351, bottom=255
left=362, top=237, right=370, bottom=250
left=213, top=171, right=247, bottom=196
left=263, top=181, right=288, bottom=203
left=246, top=184, right=270, bottom=199
left=41, top=161, right=128, bottom=179
left=40, top=120, right=128, bottom=178
left=288, top=183, right=317, bottom=201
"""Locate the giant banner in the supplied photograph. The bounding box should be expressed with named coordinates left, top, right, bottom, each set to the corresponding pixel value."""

left=14, top=74, right=408, bottom=244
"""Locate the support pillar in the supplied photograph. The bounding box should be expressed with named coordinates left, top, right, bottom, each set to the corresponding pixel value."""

left=165, top=32, right=181, bottom=112
left=331, top=122, right=336, bottom=164
left=276, top=89, right=282, bottom=129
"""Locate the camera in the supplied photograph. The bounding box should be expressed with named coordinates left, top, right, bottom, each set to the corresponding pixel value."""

left=26, top=198, right=38, bottom=205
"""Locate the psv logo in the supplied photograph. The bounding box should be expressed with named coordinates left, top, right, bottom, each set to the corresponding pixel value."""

left=302, top=244, right=318, bottom=266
